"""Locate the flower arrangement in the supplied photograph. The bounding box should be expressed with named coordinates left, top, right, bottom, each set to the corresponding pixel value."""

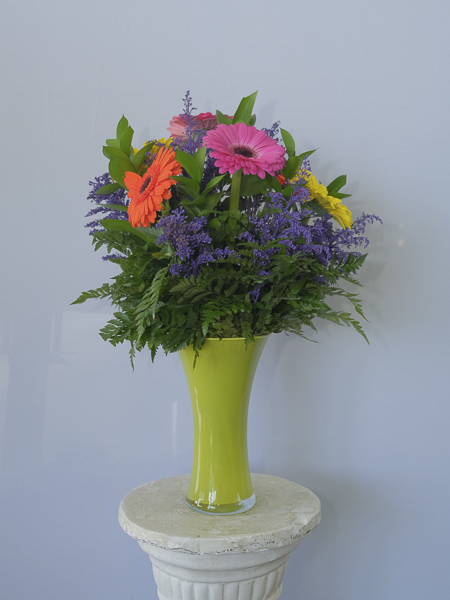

left=74, top=92, right=381, bottom=365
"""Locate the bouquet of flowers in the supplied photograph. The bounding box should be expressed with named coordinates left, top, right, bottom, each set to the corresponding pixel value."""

left=73, top=92, right=380, bottom=365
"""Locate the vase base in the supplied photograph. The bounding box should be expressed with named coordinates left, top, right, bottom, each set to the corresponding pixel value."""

left=185, top=493, right=256, bottom=515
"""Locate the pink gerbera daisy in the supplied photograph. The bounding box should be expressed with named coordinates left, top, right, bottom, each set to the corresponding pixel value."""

left=204, top=123, right=286, bottom=179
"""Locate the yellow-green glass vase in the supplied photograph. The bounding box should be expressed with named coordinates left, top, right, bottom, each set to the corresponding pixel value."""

left=178, top=336, right=268, bottom=515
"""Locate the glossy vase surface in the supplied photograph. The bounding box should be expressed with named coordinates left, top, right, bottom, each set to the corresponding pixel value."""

left=178, top=337, right=267, bottom=515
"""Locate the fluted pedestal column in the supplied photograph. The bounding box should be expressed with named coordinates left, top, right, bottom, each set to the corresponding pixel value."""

left=119, top=474, right=321, bottom=600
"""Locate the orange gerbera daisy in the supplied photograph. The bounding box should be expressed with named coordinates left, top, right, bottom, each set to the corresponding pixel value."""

left=124, top=147, right=182, bottom=228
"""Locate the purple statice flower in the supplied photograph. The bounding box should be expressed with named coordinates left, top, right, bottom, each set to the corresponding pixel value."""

left=85, top=174, right=129, bottom=261
left=252, top=247, right=279, bottom=267
left=157, top=208, right=211, bottom=260
left=143, top=139, right=168, bottom=169
left=239, top=190, right=381, bottom=301
left=262, top=121, right=281, bottom=141
left=102, top=252, right=127, bottom=262
left=249, top=267, right=274, bottom=303
left=200, top=150, right=221, bottom=192
left=326, top=213, right=383, bottom=265
left=157, top=208, right=237, bottom=278
left=288, top=180, right=311, bottom=206
left=244, top=191, right=322, bottom=258
left=241, top=195, right=266, bottom=219
left=314, top=275, right=330, bottom=285
left=169, top=91, right=205, bottom=156
left=85, top=173, right=129, bottom=236
left=188, top=246, right=235, bottom=279
left=301, top=155, right=311, bottom=171
left=250, top=286, right=263, bottom=303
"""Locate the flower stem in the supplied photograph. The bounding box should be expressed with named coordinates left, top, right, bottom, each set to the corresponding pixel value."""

left=229, top=169, right=242, bottom=229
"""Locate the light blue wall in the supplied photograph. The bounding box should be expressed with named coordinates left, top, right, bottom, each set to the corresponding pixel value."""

left=1, top=1, right=449, bottom=599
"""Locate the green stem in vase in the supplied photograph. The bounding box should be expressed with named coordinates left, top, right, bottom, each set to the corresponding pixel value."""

left=228, top=168, right=242, bottom=229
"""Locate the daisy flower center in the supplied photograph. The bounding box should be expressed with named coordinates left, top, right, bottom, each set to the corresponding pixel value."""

left=139, top=164, right=161, bottom=195
left=140, top=175, right=152, bottom=194
left=233, top=146, right=256, bottom=159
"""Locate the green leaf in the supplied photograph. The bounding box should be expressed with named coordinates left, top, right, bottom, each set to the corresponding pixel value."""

left=208, top=218, right=221, bottom=229
left=204, top=192, right=222, bottom=211
left=216, top=110, right=232, bottom=125
left=282, top=185, right=294, bottom=200
left=132, top=268, right=170, bottom=336
left=119, top=125, right=134, bottom=156
left=132, top=142, right=155, bottom=171
left=129, top=345, right=136, bottom=370
left=280, top=128, right=295, bottom=158
left=248, top=114, right=256, bottom=126
left=265, top=174, right=282, bottom=193
left=95, top=182, right=122, bottom=196
left=240, top=321, right=255, bottom=347
left=175, top=150, right=202, bottom=182
left=283, top=155, right=304, bottom=180
left=303, top=199, right=328, bottom=218
left=100, top=218, right=151, bottom=242
left=169, top=279, right=197, bottom=294
left=150, top=345, right=157, bottom=362
left=327, top=175, right=347, bottom=196
left=71, top=283, right=111, bottom=305
left=173, top=176, right=200, bottom=194
left=282, top=149, right=317, bottom=180
left=108, top=156, right=135, bottom=186
left=200, top=174, right=225, bottom=197
left=132, top=225, right=163, bottom=242
left=194, top=145, right=207, bottom=172
left=178, top=187, right=199, bottom=200
left=101, top=204, right=128, bottom=213
left=350, top=319, right=369, bottom=344
left=106, top=256, right=126, bottom=265
left=295, top=149, right=317, bottom=167
left=116, top=116, right=129, bottom=140
left=182, top=197, right=207, bottom=210
left=100, top=218, right=133, bottom=233
left=105, top=138, right=120, bottom=148
left=182, top=204, right=199, bottom=218
left=103, top=146, right=130, bottom=161
left=240, top=174, right=269, bottom=196
left=232, top=91, right=258, bottom=125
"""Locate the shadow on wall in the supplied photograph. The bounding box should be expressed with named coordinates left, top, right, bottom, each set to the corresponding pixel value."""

left=277, top=470, right=400, bottom=600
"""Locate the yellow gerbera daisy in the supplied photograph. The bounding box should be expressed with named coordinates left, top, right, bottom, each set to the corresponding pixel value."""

left=133, top=138, right=172, bottom=155
left=292, top=170, right=352, bottom=229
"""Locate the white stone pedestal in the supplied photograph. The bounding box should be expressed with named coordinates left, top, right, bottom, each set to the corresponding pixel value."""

left=119, top=474, right=320, bottom=600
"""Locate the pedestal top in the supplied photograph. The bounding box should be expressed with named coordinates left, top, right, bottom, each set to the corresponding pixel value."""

left=119, top=474, right=321, bottom=555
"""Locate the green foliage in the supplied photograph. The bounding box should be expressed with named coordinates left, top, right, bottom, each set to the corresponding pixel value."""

left=216, top=110, right=232, bottom=125
left=327, top=174, right=347, bottom=196
left=76, top=98, right=377, bottom=366
left=102, top=115, right=140, bottom=187
left=280, top=128, right=295, bottom=158
left=108, top=157, right=135, bottom=186
left=240, top=174, right=270, bottom=197
left=175, top=149, right=203, bottom=182
left=95, top=182, right=122, bottom=196
left=75, top=210, right=371, bottom=366
left=232, top=91, right=258, bottom=125
left=132, top=142, right=156, bottom=172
